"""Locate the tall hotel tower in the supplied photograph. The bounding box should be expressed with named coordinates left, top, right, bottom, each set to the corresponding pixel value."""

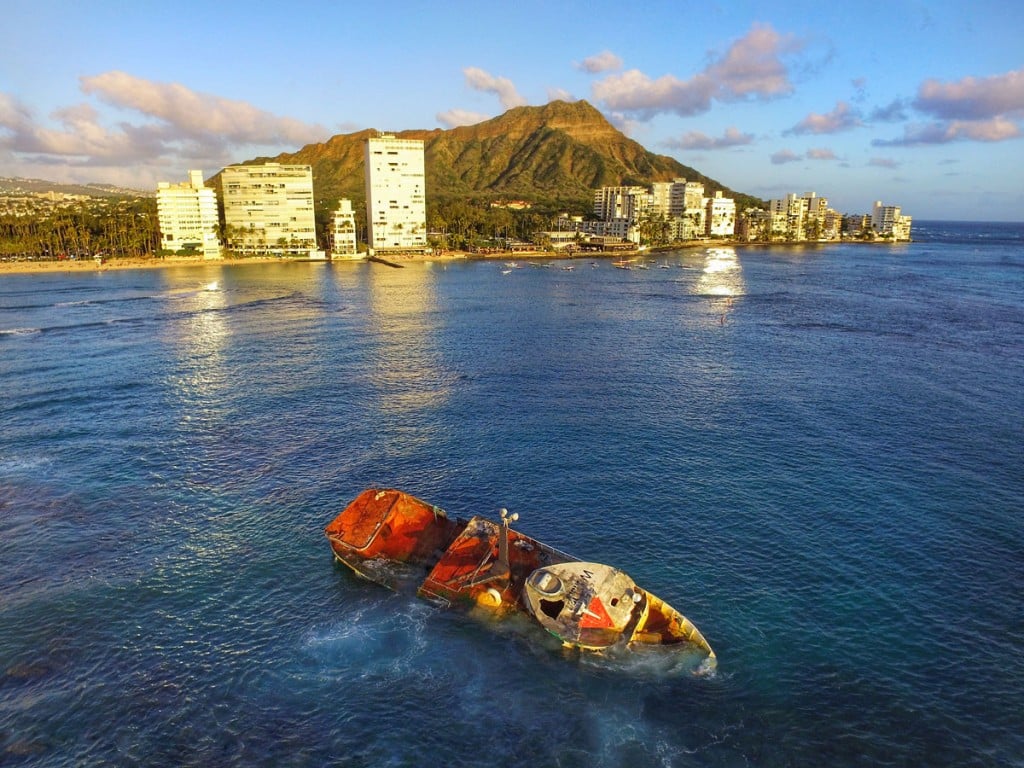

left=156, top=170, right=222, bottom=259
left=221, top=163, right=317, bottom=255
left=364, top=134, right=427, bottom=252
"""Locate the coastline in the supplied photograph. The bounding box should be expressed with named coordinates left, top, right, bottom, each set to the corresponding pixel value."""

left=0, top=256, right=311, bottom=276
left=0, top=237, right=909, bottom=276
left=0, top=252, right=535, bottom=275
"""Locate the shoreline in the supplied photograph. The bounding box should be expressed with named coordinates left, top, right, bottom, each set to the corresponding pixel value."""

left=0, top=238, right=910, bottom=276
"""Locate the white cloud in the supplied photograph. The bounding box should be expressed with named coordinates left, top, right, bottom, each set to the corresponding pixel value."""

left=663, top=127, right=755, bottom=150
left=547, top=87, right=575, bottom=103
left=80, top=71, right=329, bottom=146
left=771, top=149, right=802, bottom=164
left=462, top=67, right=528, bottom=110
left=436, top=108, right=490, bottom=128
left=914, top=68, right=1024, bottom=120
left=788, top=101, right=862, bottom=135
left=873, top=69, right=1024, bottom=147
left=593, top=24, right=803, bottom=120
left=0, top=74, right=332, bottom=187
left=576, top=51, right=623, bottom=74
left=874, top=116, right=1021, bottom=146
left=806, top=147, right=838, bottom=160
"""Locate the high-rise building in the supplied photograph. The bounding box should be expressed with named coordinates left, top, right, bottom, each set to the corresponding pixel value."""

left=221, top=163, right=317, bottom=255
left=769, top=193, right=809, bottom=240
left=156, top=170, right=221, bottom=259
left=594, top=186, right=648, bottom=221
left=330, top=198, right=359, bottom=258
left=364, top=134, right=427, bottom=252
left=705, top=191, right=736, bottom=237
left=872, top=200, right=912, bottom=240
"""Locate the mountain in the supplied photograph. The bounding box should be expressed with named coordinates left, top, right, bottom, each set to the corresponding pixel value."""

left=240, top=100, right=760, bottom=212
left=0, top=177, right=151, bottom=198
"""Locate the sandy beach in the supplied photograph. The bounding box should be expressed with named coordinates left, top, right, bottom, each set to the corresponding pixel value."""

left=0, top=255, right=463, bottom=276
left=0, top=240, right=782, bottom=276
left=0, top=256, right=348, bottom=276
left=0, top=250, right=568, bottom=276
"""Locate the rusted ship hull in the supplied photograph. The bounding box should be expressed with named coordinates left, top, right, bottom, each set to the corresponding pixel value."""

left=324, top=488, right=464, bottom=589
left=325, top=488, right=715, bottom=666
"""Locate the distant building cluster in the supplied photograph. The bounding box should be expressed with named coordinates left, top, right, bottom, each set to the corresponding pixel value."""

left=543, top=182, right=911, bottom=250
left=737, top=193, right=911, bottom=243
left=153, top=146, right=910, bottom=258
left=154, top=134, right=429, bottom=260
left=537, top=179, right=737, bottom=250
left=582, top=179, right=736, bottom=245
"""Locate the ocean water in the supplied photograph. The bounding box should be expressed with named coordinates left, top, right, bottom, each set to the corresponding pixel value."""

left=1, top=221, right=1022, bottom=767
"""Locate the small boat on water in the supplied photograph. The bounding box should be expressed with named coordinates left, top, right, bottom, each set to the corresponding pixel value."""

left=324, top=488, right=716, bottom=666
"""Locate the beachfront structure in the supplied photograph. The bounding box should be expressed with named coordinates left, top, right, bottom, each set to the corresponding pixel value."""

left=577, top=217, right=640, bottom=244
left=221, top=163, right=317, bottom=255
left=650, top=182, right=673, bottom=217
left=591, top=180, right=735, bottom=244
left=156, top=170, right=221, bottom=259
left=364, top=134, right=427, bottom=253
left=669, top=180, right=705, bottom=218
left=593, top=186, right=648, bottom=222
left=872, top=201, right=912, bottom=241
left=705, top=191, right=736, bottom=237
left=766, top=192, right=840, bottom=242
left=769, top=193, right=809, bottom=241
left=330, top=198, right=359, bottom=258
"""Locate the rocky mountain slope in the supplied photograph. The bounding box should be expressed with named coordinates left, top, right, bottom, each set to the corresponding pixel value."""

left=242, top=100, right=759, bottom=211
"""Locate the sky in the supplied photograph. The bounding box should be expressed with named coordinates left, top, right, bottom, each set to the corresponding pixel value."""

left=1, top=0, right=1022, bottom=221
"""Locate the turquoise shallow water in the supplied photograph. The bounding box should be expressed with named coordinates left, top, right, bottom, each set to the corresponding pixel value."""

left=1, top=222, right=1022, bottom=766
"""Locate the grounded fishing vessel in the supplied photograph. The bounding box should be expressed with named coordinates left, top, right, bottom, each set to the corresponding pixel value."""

left=324, top=488, right=715, bottom=667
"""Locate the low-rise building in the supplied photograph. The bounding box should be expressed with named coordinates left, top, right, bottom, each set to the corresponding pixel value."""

left=330, top=198, right=359, bottom=258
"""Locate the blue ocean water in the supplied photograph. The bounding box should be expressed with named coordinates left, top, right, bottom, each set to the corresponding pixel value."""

left=1, top=221, right=1022, bottom=766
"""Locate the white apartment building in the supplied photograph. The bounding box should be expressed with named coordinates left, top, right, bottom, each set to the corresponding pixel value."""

left=668, top=180, right=706, bottom=238
left=872, top=201, right=913, bottom=241
left=649, top=182, right=673, bottom=217
left=330, top=198, right=359, bottom=258
left=364, top=134, right=427, bottom=252
left=156, top=170, right=221, bottom=259
left=594, top=186, right=648, bottom=222
left=705, top=191, right=736, bottom=237
left=769, top=193, right=810, bottom=241
left=221, top=163, right=317, bottom=255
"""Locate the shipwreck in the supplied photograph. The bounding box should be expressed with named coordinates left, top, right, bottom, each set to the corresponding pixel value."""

left=324, top=488, right=715, bottom=667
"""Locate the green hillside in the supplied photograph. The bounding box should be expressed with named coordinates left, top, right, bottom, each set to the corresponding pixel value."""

left=239, top=100, right=761, bottom=213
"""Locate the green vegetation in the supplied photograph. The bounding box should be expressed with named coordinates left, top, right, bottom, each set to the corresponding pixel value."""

left=3, top=101, right=771, bottom=260
left=262, top=100, right=763, bottom=216
left=0, top=196, right=159, bottom=261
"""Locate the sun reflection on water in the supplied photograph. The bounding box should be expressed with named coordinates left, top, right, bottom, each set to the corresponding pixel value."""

left=695, top=248, right=744, bottom=318
left=363, top=265, right=451, bottom=417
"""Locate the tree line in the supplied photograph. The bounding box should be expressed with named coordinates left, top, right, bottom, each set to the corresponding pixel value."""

left=0, top=198, right=160, bottom=260
left=7, top=192, right=761, bottom=260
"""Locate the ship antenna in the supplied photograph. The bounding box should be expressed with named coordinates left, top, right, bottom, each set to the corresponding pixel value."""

left=495, top=507, right=519, bottom=581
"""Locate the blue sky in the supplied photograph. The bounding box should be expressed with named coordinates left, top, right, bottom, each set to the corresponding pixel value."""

left=1, top=0, right=1022, bottom=220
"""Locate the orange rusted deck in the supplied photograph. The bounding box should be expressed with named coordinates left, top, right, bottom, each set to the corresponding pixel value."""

left=417, top=516, right=574, bottom=613
left=325, top=488, right=464, bottom=576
